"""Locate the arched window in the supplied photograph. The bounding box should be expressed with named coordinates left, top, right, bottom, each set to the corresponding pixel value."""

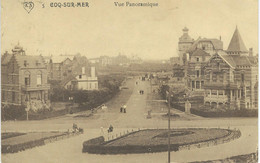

left=37, top=71, right=42, bottom=85
left=24, top=71, right=30, bottom=86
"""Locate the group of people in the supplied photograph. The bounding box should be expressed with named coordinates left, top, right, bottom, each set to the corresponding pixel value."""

left=120, top=105, right=127, bottom=113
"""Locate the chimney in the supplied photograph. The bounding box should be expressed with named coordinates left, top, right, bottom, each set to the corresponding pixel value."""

left=82, top=67, right=85, bottom=74
left=249, top=48, right=253, bottom=56
left=91, top=67, right=95, bottom=77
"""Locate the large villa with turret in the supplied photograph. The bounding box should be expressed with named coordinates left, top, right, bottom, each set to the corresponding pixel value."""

left=176, top=27, right=258, bottom=110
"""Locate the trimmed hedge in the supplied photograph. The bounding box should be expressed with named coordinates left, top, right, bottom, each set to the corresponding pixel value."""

left=82, top=136, right=178, bottom=154
left=191, top=108, right=258, bottom=117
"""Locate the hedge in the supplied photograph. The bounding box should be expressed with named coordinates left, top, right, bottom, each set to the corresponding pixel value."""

left=82, top=136, right=178, bottom=154
left=191, top=108, right=258, bottom=117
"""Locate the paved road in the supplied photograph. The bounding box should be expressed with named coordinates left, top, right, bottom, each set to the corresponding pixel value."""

left=1, top=77, right=258, bottom=163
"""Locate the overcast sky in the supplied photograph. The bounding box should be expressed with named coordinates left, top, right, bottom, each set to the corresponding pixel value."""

left=1, top=0, right=258, bottom=60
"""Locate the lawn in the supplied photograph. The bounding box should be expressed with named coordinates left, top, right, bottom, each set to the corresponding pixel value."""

left=2, top=132, right=67, bottom=146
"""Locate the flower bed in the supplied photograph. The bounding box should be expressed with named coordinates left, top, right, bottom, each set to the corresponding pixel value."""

left=82, top=128, right=240, bottom=154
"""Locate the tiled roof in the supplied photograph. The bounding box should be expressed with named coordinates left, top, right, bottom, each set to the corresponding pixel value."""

left=231, top=55, right=254, bottom=66
left=217, top=51, right=237, bottom=68
left=217, top=51, right=255, bottom=68
left=15, top=55, right=46, bottom=68
left=191, top=49, right=210, bottom=57
left=187, top=38, right=223, bottom=53
left=1, top=53, right=12, bottom=65
left=227, top=28, right=248, bottom=52
left=206, top=39, right=223, bottom=50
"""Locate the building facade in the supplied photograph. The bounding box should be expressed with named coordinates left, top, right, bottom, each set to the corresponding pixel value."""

left=64, top=67, right=98, bottom=90
left=203, top=28, right=258, bottom=109
left=1, top=45, right=50, bottom=108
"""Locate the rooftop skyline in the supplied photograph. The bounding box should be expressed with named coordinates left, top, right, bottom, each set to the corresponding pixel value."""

left=1, top=0, right=258, bottom=60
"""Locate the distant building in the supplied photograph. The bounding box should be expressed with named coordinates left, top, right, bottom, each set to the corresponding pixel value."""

left=203, top=28, right=258, bottom=109
left=1, top=45, right=50, bottom=107
left=99, top=56, right=112, bottom=66
left=63, top=67, right=98, bottom=90
left=47, top=54, right=90, bottom=82
left=178, top=27, right=194, bottom=65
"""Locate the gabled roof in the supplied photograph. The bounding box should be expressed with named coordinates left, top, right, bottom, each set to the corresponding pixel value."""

left=191, top=49, right=210, bottom=57
left=15, top=55, right=46, bottom=68
left=217, top=51, right=236, bottom=68
left=227, top=27, right=248, bottom=52
left=211, top=51, right=255, bottom=68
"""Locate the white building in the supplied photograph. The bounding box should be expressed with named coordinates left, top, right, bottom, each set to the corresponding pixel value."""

left=64, top=67, right=98, bottom=90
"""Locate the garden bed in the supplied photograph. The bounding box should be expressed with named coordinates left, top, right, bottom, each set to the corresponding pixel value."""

left=82, top=128, right=240, bottom=154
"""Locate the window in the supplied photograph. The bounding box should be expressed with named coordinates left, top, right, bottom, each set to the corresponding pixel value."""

left=12, top=92, right=15, bottom=102
left=79, top=75, right=82, bottom=79
left=37, top=74, right=42, bottom=85
left=36, top=60, right=40, bottom=66
left=241, top=74, right=244, bottom=82
left=197, top=58, right=199, bottom=62
left=196, top=81, right=200, bottom=89
left=37, top=71, right=42, bottom=85
left=196, top=70, right=200, bottom=77
left=24, top=60, right=27, bottom=67
left=219, top=90, right=223, bottom=95
left=201, top=81, right=204, bottom=88
left=192, top=81, right=195, bottom=89
left=24, top=71, right=30, bottom=86
left=25, top=77, right=30, bottom=86
left=212, top=90, right=217, bottom=95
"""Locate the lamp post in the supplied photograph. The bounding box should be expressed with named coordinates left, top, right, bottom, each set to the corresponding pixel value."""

left=166, top=90, right=172, bottom=163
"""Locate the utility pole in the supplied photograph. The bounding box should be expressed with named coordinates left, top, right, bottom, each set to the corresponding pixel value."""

left=167, top=91, right=171, bottom=163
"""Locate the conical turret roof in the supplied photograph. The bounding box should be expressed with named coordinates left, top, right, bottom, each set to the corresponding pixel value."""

left=227, top=27, right=248, bottom=53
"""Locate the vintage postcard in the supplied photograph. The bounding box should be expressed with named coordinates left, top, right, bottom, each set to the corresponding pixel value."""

left=1, top=0, right=258, bottom=162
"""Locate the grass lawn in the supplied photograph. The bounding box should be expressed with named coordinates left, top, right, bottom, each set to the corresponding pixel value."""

left=1, top=132, right=26, bottom=140
left=2, top=132, right=67, bottom=146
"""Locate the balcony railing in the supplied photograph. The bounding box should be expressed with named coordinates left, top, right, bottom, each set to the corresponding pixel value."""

left=204, top=95, right=228, bottom=102
left=203, top=82, right=239, bottom=89
left=21, top=84, right=50, bottom=91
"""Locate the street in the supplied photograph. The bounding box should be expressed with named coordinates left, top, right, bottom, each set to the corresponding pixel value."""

left=1, top=77, right=258, bottom=163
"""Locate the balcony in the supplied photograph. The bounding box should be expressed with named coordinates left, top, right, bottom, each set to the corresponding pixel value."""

left=204, top=95, right=228, bottom=103
left=21, top=84, right=50, bottom=91
left=203, top=82, right=239, bottom=89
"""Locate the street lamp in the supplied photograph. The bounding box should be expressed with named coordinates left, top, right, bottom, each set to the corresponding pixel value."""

left=166, top=90, right=173, bottom=163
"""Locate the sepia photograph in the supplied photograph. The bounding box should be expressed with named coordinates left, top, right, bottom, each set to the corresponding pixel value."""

left=1, top=0, right=258, bottom=162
